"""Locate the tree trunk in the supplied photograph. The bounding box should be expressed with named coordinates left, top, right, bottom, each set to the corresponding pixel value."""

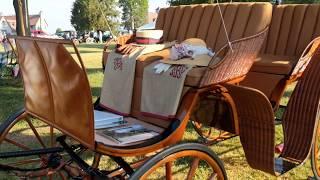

left=23, top=0, right=30, bottom=35
left=13, top=0, right=28, bottom=36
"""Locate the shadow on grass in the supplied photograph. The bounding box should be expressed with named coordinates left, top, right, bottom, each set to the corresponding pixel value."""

left=91, top=87, right=102, bottom=98
left=86, top=68, right=103, bottom=75
left=78, top=43, right=105, bottom=49
left=0, top=77, right=22, bottom=87
left=283, top=89, right=294, bottom=99
left=0, top=123, right=96, bottom=179
left=282, top=83, right=296, bottom=99
left=0, top=78, right=24, bottom=123
left=70, top=50, right=103, bottom=55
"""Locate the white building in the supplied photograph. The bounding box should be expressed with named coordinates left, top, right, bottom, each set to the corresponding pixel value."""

left=0, top=16, right=14, bottom=36
left=0, top=11, right=48, bottom=36
left=29, top=11, right=48, bottom=32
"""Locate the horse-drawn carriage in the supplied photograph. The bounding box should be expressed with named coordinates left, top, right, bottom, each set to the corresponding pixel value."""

left=1, top=2, right=320, bottom=179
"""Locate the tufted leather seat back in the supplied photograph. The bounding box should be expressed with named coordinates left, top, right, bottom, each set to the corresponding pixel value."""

left=262, top=4, right=320, bottom=57
left=156, top=2, right=272, bottom=52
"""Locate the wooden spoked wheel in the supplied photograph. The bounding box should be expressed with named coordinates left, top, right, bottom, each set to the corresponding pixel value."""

left=311, top=120, right=320, bottom=178
left=131, top=143, right=227, bottom=180
left=0, top=109, right=87, bottom=179
left=192, top=121, right=233, bottom=145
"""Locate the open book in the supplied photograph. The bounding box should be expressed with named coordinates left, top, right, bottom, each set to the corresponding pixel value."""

left=96, top=124, right=159, bottom=144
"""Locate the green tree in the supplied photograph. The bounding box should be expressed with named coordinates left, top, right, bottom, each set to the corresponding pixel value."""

left=119, top=0, right=148, bottom=31
left=71, top=0, right=90, bottom=32
left=71, top=0, right=119, bottom=33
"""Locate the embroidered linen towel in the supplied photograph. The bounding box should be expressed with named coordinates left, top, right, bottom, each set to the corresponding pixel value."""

left=100, top=41, right=176, bottom=116
left=141, top=61, right=193, bottom=119
left=100, top=48, right=143, bottom=115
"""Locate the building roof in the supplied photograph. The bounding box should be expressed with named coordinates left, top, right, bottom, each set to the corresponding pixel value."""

left=29, top=15, right=41, bottom=26
left=0, top=13, right=43, bottom=33
left=2, top=15, right=16, bottom=22
left=0, top=16, right=16, bottom=32
left=1, top=14, right=40, bottom=26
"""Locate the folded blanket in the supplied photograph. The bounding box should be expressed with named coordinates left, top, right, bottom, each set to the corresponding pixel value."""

left=139, top=41, right=176, bottom=55
left=100, top=42, right=175, bottom=116
left=141, top=61, right=193, bottom=120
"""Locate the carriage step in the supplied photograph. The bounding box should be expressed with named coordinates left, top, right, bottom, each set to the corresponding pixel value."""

left=0, top=147, right=64, bottom=158
left=275, top=157, right=300, bottom=175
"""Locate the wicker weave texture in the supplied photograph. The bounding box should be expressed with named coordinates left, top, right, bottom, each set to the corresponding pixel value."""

left=220, top=43, right=320, bottom=175
left=222, top=84, right=276, bottom=175
left=281, top=45, right=320, bottom=162
left=290, top=37, right=320, bottom=79
left=200, top=28, right=268, bottom=87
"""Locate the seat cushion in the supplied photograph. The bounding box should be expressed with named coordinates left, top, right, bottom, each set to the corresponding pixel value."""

left=250, top=54, right=298, bottom=75
left=240, top=71, right=285, bottom=99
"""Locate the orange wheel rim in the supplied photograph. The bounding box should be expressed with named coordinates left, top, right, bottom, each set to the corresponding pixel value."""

left=140, top=150, right=225, bottom=180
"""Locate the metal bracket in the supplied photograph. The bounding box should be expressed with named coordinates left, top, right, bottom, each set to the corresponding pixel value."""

left=56, top=135, right=108, bottom=179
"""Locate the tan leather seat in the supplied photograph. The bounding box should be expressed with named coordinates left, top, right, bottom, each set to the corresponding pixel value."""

left=251, top=4, right=320, bottom=75
left=241, top=72, right=285, bottom=99
left=131, top=3, right=273, bottom=123
left=261, top=4, right=320, bottom=57
left=250, top=54, right=297, bottom=75
left=135, top=2, right=272, bottom=76
left=244, top=4, right=320, bottom=99
left=156, top=3, right=272, bottom=51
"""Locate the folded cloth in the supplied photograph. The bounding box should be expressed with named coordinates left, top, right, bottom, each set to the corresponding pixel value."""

left=100, top=41, right=176, bottom=116
left=160, top=54, right=213, bottom=66
left=100, top=48, right=144, bottom=116
left=162, top=38, right=214, bottom=66
left=153, top=63, right=172, bottom=74
left=141, top=61, right=193, bottom=120
left=170, top=43, right=214, bottom=60
left=140, top=41, right=176, bottom=55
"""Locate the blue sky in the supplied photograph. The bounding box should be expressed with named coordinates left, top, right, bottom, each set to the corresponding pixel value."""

left=0, top=0, right=168, bottom=33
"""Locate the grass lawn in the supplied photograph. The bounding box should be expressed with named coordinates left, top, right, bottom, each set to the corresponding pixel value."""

left=0, top=43, right=315, bottom=179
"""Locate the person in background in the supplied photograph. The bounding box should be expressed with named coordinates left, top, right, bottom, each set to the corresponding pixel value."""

left=0, top=33, right=3, bottom=44
left=2, top=33, right=12, bottom=53
left=99, top=30, right=103, bottom=43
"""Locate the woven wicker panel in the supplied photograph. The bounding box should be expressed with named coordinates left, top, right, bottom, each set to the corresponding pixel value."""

left=281, top=45, right=320, bottom=162
left=223, top=84, right=276, bottom=175
left=220, top=44, right=320, bottom=174
left=200, top=28, right=267, bottom=87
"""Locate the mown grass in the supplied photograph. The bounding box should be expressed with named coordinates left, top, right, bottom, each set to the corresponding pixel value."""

left=0, top=43, right=315, bottom=179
